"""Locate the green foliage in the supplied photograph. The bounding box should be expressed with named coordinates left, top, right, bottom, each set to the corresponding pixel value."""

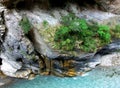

left=42, top=20, right=49, bottom=28
left=19, top=16, right=32, bottom=34
left=80, top=38, right=96, bottom=52
left=54, top=14, right=112, bottom=52
left=98, top=25, right=111, bottom=42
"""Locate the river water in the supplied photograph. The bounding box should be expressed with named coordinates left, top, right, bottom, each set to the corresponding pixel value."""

left=2, top=67, right=120, bottom=88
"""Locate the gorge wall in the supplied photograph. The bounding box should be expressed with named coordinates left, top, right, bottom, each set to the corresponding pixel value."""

left=1, top=0, right=120, bottom=86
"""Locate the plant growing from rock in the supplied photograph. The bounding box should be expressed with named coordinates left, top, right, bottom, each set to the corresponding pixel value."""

left=19, top=15, right=32, bottom=34
left=98, top=25, right=111, bottom=43
left=42, top=20, right=49, bottom=28
left=54, top=14, right=111, bottom=52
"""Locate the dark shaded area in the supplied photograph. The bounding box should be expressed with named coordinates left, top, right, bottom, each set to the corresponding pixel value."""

left=0, top=11, right=6, bottom=44
left=16, top=1, right=26, bottom=9
left=3, top=0, right=97, bottom=9
left=49, top=0, right=67, bottom=8
left=16, top=0, right=33, bottom=10
left=49, top=0, right=96, bottom=8
left=95, top=47, right=112, bottom=55
left=16, top=58, right=23, bottom=62
left=0, top=58, right=2, bottom=65
left=76, top=0, right=96, bottom=6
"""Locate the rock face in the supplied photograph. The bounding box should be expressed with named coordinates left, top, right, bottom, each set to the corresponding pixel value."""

left=79, top=10, right=120, bottom=28
left=0, top=4, right=100, bottom=78
left=1, top=0, right=120, bottom=83
left=49, top=54, right=96, bottom=77
left=95, top=0, right=120, bottom=14
left=0, top=5, right=39, bottom=79
left=100, top=53, right=120, bottom=66
left=94, top=40, right=120, bottom=67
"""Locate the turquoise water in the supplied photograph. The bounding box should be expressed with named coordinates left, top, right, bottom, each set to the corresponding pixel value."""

left=3, top=67, right=120, bottom=88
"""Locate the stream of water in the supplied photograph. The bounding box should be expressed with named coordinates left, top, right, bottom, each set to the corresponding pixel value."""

left=2, top=67, right=120, bottom=88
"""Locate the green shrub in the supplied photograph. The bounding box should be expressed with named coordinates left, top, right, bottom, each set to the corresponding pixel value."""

left=98, top=25, right=111, bottom=42
left=54, top=14, right=111, bottom=52
left=19, top=16, right=32, bottom=34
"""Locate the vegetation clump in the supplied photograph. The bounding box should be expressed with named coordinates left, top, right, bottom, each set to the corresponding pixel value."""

left=21, top=14, right=120, bottom=53
left=54, top=14, right=111, bottom=52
